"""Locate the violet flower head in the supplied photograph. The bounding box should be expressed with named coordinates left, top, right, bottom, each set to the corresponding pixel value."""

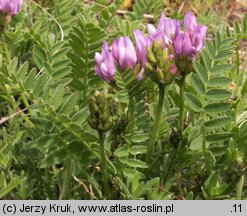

left=95, top=41, right=115, bottom=82
left=134, top=29, right=147, bottom=66
left=174, top=32, right=193, bottom=58
left=174, top=11, right=207, bottom=58
left=112, top=36, right=137, bottom=70
left=0, top=0, right=23, bottom=16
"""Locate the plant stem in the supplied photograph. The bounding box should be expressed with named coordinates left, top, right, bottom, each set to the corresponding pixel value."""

left=146, top=84, right=165, bottom=164
left=179, top=75, right=186, bottom=132
left=98, top=132, right=110, bottom=199
left=176, top=74, right=186, bottom=199
left=21, top=93, right=32, bottom=114
left=176, top=167, right=183, bottom=199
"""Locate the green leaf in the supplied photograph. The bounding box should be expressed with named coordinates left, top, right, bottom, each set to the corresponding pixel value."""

left=242, top=15, right=247, bottom=33
left=81, top=132, right=98, bottom=142
left=191, top=73, right=205, bottom=94
left=114, top=145, right=129, bottom=158
left=38, top=149, right=67, bottom=168
left=17, top=61, right=29, bottom=80
left=241, top=79, right=247, bottom=97
left=23, top=68, right=37, bottom=89
left=126, top=158, right=148, bottom=168
left=8, top=57, right=18, bottom=74
left=206, top=89, right=231, bottom=100
left=33, top=73, right=48, bottom=97
left=233, top=20, right=241, bottom=35
left=131, top=133, right=149, bottom=143
left=59, top=93, right=77, bottom=115
left=193, top=61, right=208, bottom=82
left=208, top=77, right=232, bottom=87
left=123, top=168, right=145, bottom=179
left=211, top=64, right=232, bottom=75
left=204, top=117, right=232, bottom=129
left=204, top=102, right=231, bottom=114
left=206, top=40, right=216, bottom=58
left=129, top=145, right=148, bottom=155
left=215, top=32, right=221, bottom=50
left=205, top=150, right=216, bottom=169
left=71, top=108, right=90, bottom=125
left=0, top=178, right=25, bottom=199
left=236, top=176, right=244, bottom=200
left=205, top=132, right=235, bottom=142
left=214, top=51, right=232, bottom=61
left=202, top=51, right=212, bottom=71
left=51, top=84, right=64, bottom=110
left=67, top=141, right=84, bottom=155
left=31, top=134, right=60, bottom=148
left=185, top=93, right=202, bottom=112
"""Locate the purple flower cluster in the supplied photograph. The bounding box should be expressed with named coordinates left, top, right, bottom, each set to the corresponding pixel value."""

left=95, top=36, right=139, bottom=82
left=0, top=0, right=23, bottom=16
left=95, top=11, right=207, bottom=82
left=174, top=12, right=207, bottom=59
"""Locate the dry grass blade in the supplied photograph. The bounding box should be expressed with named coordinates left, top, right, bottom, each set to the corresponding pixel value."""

left=0, top=108, right=28, bottom=125
left=74, top=176, right=98, bottom=200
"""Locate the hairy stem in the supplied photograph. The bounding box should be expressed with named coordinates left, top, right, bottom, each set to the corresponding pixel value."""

left=176, top=168, right=183, bottom=199
left=98, top=132, right=110, bottom=199
left=146, top=84, right=165, bottom=164
left=176, top=74, right=186, bottom=199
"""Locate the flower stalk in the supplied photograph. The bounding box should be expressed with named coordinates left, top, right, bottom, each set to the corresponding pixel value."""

left=88, top=91, right=112, bottom=198
left=98, top=131, right=110, bottom=198
left=146, top=84, right=165, bottom=164
left=179, top=74, right=186, bottom=132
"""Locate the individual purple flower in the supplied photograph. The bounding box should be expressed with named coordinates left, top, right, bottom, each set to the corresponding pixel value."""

left=157, top=12, right=166, bottom=31
left=134, top=29, right=147, bottom=66
left=95, top=41, right=115, bottom=82
left=191, top=25, right=207, bottom=56
left=157, top=12, right=181, bottom=42
left=0, top=0, right=23, bottom=16
left=184, top=12, right=198, bottom=36
left=112, top=36, right=137, bottom=70
left=174, top=32, right=193, bottom=58
left=163, top=19, right=181, bottom=42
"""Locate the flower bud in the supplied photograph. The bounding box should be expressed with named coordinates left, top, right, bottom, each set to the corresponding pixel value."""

left=88, top=91, right=113, bottom=133
left=145, top=42, right=177, bottom=85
